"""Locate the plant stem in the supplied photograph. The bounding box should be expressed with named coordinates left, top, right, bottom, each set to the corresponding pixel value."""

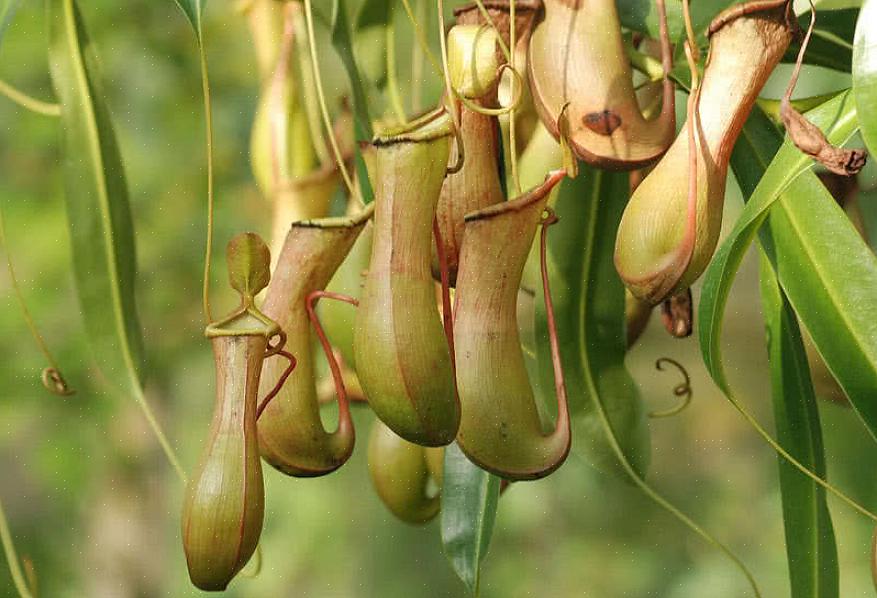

left=0, top=79, right=60, bottom=117
left=302, top=0, right=356, bottom=195
left=0, top=498, right=34, bottom=598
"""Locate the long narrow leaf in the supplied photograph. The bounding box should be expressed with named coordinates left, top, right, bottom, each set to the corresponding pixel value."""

left=853, top=0, right=877, bottom=153
left=47, top=0, right=145, bottom=397
left=331, top=0, right=374, bottom=140
left=441, top=443, right=501, bottom=597
left=331, top=0, right=375, bottom=203
left=737, top=109, right=842, bottom=594
left=535, top=165, right=649, bottom=478
left=699, top=92, right=877, bottom=443
left=172, top=0, right=204, bottom=38
left=759, top=252, right=839, bottom=598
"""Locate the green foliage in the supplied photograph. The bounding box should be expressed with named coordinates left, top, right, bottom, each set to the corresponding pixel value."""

left=172, top=0, right=205, bottom=38
left=699, top=92, right=877, bottom=441
left=731, top=105, right=841, bottom=597
left=440, top=443, right=500, bottom=597
left=760, top=254, right=839, bottom=598
left=47, top=0, right=146, bottom=396
left=853, top=0, right=877, bottom=153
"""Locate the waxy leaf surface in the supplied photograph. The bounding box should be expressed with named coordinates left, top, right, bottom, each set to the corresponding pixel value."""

left=701, top=93, right=877, bottom=443
left=48, top=0, right=146, bottom=396
left=853, top=0, right=877, bottom=153
left=441, top=443, right=500, bottom=597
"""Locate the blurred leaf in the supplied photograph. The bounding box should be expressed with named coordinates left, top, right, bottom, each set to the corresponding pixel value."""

left=784, top=8, right=857, bottom=72
left=535, top=165, right=649, bottom=478
left=0, top=0, right=21, bottom=43
left=47, top=0, right=146, bottom=395
left=441, top=443, right=500, bottom=597
left=331, top=0, right=375, bottom=203
left=354, top=0, right=396, bottom=87
left=702, top=92, right=877, bottom=443
left=759, top=252, right=839, bottom=598
left=172, top=0, right=204, bottom=38
left=853, top=0, right=877, bottom=152
left=616, top=0, right=735, bottom=43
left=331, top=0, right=374, bottom=139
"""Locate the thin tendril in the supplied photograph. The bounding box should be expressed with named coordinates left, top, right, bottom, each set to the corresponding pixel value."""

left=401, top=0, right=443, bottom=78
left=437, top=0, right=464, bottom=174
left=781, top=0, right=815, bottom=113
left=539, top=208, right=570, bottom=435
left=0, top=79, right=60, bottom=117
left=306, top=290, right=359, bottom=432
left=0, top=204, right=72, bottom=396
left=724, top=383, right=877, bottom=522
left=133, top=384, right=187, bottom=481
left=0, top=498, right=33, bottom=598
left=508, top=0, right=521, bottom=194
left=302, top=0, right=356, bottom=196
left=198, top=42, right=215, bottom=324
left=471, top=0, right=511, bottom=62
left=458, top=63, right=523, bottom=116
left=292, top=4, right=330, bottom=165
left=649, top=357, right=693, bottom=418
left=256, top=350, right=297, bottom=419
left=682, top=0, right=700, bottom=62
left=583, top=354, right=763, bottom=595
left=386, top=18, right=408, bottom=124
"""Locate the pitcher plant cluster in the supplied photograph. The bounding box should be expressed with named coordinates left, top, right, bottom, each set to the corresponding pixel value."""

left=1, top=0, right=877, bottom=595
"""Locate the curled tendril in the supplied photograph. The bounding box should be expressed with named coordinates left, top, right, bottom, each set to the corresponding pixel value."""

left=446, top=116, right=467, bottom=175
left=264, top=329, right=288, bottom=358
left=649, top=357, right=693, bottom=418
left=458, top=63, right=524, bottom=117
left=256, top=350, right=297, bottom=420
left=41, top=367, right=74, bottom=397
left=540, top=206, right=559, bottom=228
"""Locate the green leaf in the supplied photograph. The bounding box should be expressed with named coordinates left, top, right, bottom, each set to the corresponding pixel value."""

left=616, top=0, right=735, bottom=43
left=354, top=0, right=397, bottom=88
left=759, top=252, right=839, bottom=598
left=331, top=0, right=374, bottom=140
left=331, top=0, right=375, bottom=203
left=702, top=92, right=877, bottom=444
left=0, top=0, right=21, bottom=44
left=47, top=0, right=146, bottom=396
left=785, top=8, right=857, bottom=72
left=853, top=0, right=877, bottom=153
left=226, top=232, right=271, bottom=300
left=535, top=165, right=650, bottom=478
left=441, top=443, right=501, bottom=597
left=172, top=0, right=204, bottom=38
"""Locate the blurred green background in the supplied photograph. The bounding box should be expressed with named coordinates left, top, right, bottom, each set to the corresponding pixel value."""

left=2, top=0, right=877, bottom=596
